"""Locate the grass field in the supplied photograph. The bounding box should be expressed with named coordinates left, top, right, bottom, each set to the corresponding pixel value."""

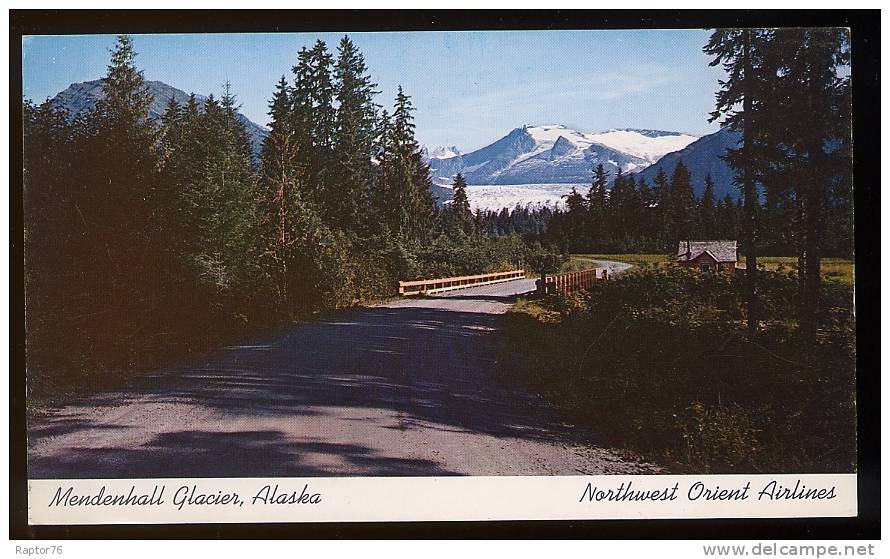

left=738, top=256, right=855, bottom=285
left=576, top=253, right=854, bottom=284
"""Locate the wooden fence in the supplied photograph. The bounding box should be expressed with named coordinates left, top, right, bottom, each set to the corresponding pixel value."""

left=398, top=270, right=526, bottom=296
left=536, top=268, right=607, bottom=295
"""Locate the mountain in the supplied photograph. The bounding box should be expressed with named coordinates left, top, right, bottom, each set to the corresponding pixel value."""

left=429, top=146, right=462, bottom=159
left=632, top=127, right=742, bottom=200
left=427, top=125, right=698, bottom=186
left=50, top=79, right=269, bottom=155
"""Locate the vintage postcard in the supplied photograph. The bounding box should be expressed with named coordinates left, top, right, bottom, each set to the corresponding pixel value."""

left=16, top=13, right=871, bottom=529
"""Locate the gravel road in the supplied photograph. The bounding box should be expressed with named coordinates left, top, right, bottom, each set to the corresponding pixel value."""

left=28, top=260, right=658, bottom=478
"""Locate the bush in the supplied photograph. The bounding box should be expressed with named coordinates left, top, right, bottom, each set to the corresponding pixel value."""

left=500, top=267, right=856, bottom=473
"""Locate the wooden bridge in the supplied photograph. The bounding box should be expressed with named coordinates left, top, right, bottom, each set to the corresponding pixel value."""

left=536, top=268, right=607, bottom=295
left=398, top=270, right=526, bottom=296
left=397, top=267, right=607, bottom=298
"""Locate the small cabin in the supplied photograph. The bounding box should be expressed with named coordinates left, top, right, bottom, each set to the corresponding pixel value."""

left=676, top=240, right=738, bottom=274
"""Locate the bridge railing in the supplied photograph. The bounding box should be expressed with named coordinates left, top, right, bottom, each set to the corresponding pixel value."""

left=536, top=268, right=607, bottom=296
left=398, top=270, right=526, bottom=297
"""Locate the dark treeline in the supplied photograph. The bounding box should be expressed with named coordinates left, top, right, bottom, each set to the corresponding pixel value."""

left=23, top=35, right=527, bottom=391
left=474, top=206, right=554, bottom=239
left=545, top=163, right=744, bottom=254
left=544, top=153, right=852, bottom=258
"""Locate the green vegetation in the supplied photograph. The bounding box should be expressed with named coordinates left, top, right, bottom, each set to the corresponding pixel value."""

left=23, top=35, right=529, bottom=398
left=577, top=254, right=854, bottom=284
left=559, top=255, right=600, bottom=273
left=501, top=266, right=856, bottom=473
left=739, top=257, right=854, bottom=286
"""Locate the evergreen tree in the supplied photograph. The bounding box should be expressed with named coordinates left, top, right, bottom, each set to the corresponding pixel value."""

left=257, top=74, right=346, bottom=315
left=768, top=28, right=851, bottom=335
left=672, top=161, right=697, bottom=241
left=652, top=167, right=671, bottom=250
left=586, top=163, right=609, bottom=247
left=560, top=187, right=588, bottom=252
left=332, top=36, right=379, bottom=232
left=83, top=34, right=164, bottom=297
left=609, top=170, right=644, bottom=246
left=291, top=41, right=336, bottom=211
left=380, top=87, right=438, bottom=241
left=637, top=177, right=657, bottom=248
left=705, top=28, right=771, bottom=337
left=447, top=173, right=472, bottom=235
left=700, top=173, right=717, bottom=239
left=261, top=76, right=295, bottom=184
left=371, top=108, right=393, bottom=230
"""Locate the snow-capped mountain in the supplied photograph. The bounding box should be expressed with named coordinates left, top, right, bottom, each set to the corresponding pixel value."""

left=427, top=125, right=698, bottom=186
left=632, top=127, right=742, bottom=201
left=50, top=79, right=269, bottom=155
left=429, top=146, right=462, bottom=159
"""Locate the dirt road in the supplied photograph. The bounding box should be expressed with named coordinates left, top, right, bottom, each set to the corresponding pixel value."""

left=28, top=260, right=657, bottom=478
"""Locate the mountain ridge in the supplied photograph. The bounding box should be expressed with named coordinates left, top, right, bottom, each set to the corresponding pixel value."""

left=631, top=127, right=741, bottom=201
left=50, top=79, right=269, bottom=155
left=426, top=124, right=698, bottom=186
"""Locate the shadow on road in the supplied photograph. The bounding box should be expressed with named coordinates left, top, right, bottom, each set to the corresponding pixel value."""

left=29, top=305, right=589, bottom=478
left=29, top=429, right=459, bottom=478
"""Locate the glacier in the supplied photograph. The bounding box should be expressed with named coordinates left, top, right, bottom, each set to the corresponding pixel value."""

left=427, top=124, right=698, bottom=186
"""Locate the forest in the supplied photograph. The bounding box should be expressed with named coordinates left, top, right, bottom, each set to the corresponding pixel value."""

left=23, top=35, right=527, bottom=394
left=23, top=26, right=854, bottom=427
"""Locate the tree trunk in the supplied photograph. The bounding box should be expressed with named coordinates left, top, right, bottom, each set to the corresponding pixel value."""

left=796, top=195, right=807, bottom=303
left=800, top=48, right=826, bottom=342
left=801, top=145, right=824, bottom=341
left=742, top=30, right=758, bottom=339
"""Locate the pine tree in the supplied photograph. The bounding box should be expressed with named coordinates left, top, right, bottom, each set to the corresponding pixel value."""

left=447, top=172, right=472, bottom=235
left=609, top=170, right=645, bottom=247
left=586, top=163, right=609, bottom=246
left=705, top=28, right=771, bottom=337
left=371, top=108, right=393, bottom=230
left=768, top=28, right=851, bottom=336
left=381, top=86, right=438, bottom=242
left=700, top=173, right=717, bottom=239
left=561, top=187, right=588, bottom=252
left=668, top=160, right=696, bottom=244
left=261, top=77, right=295, bottom=183
left=257, top=72, right=348, bottom=314
left=291, top=41, right=336, bottom=211
left=651, top=167, right=671, bottom=250
left=637, top=177, right=657, bottom=248
left=331, top=36, right=379, bottom=232
left=85, top=34, right=162, bottom=292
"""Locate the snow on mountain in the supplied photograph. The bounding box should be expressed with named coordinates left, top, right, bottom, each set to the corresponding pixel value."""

left=429, top=146, right=462, bottom=159
left=427, top=125, right=698, bottom=187
left=50, top=79, right=269, bottom=155
left=632, top=127, right=742, bottom=201
left=586, top=129, right=698, bottom=165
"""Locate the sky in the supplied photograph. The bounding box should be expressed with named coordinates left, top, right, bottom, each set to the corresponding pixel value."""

left=23, top=30, right=725, bottom=151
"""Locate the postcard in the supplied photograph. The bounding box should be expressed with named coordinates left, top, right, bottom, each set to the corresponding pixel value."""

left=16, top=14, right=869, bottom=529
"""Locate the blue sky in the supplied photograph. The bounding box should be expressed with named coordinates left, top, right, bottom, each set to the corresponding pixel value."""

left=23, top=30, right=724, bottom=151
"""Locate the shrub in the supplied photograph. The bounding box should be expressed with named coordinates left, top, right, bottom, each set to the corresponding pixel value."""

left=500, top=267, right=856, bottom=473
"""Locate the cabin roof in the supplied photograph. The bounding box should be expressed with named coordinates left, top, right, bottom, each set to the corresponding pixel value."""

left=676, top=240, right=738, bottom=263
